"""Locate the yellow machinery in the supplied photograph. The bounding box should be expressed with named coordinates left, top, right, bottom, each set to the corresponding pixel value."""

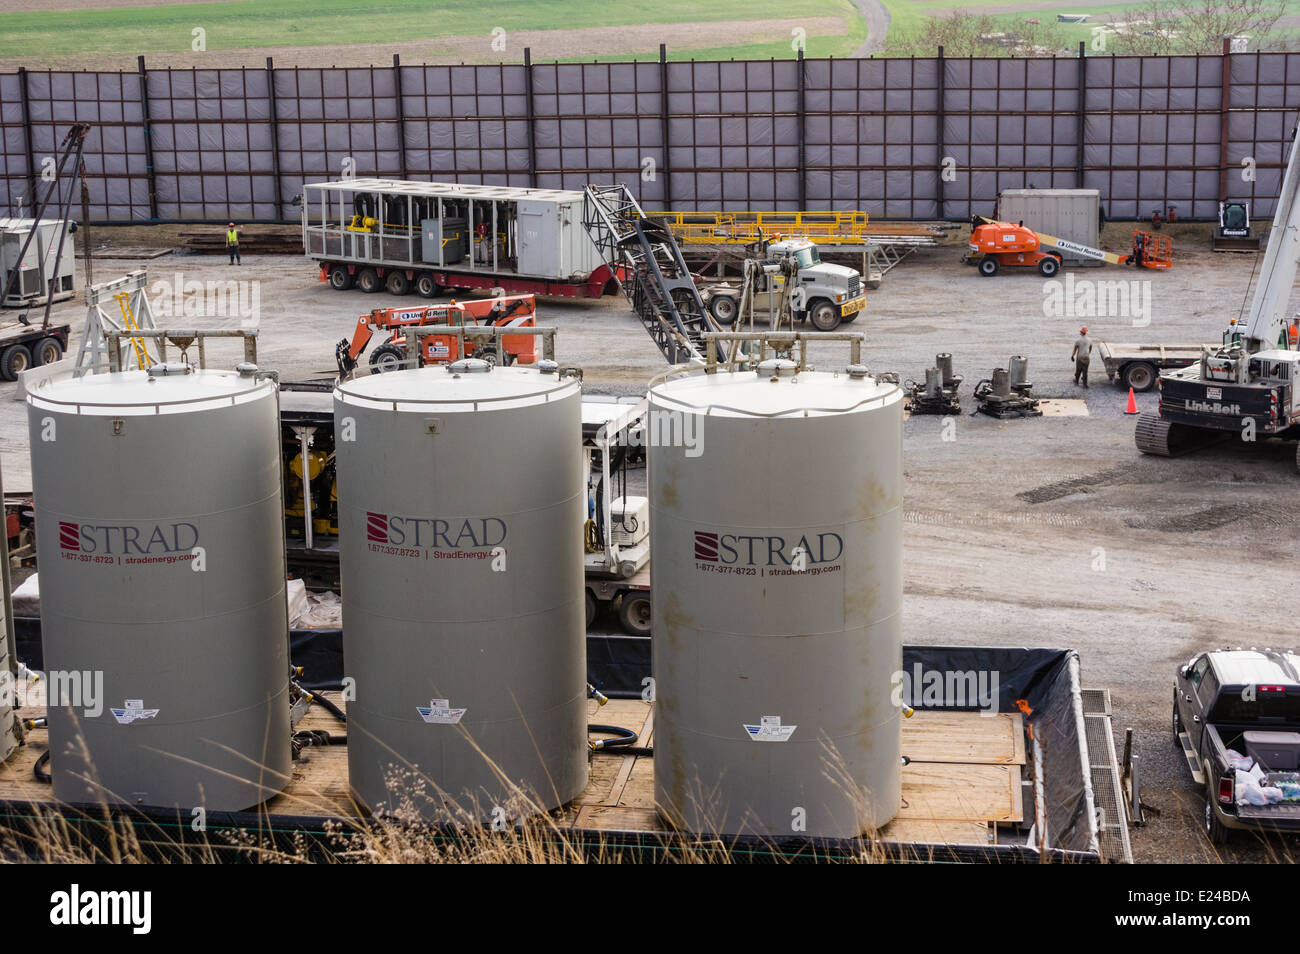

left=655, top=210, right=871, bottom=246
left=346, top=214, right=379, bottom=233
left=284, top=447, right=338, bottom=540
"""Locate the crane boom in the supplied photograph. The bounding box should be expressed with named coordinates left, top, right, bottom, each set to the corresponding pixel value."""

left=1243, top=124, right=1300, bottom=350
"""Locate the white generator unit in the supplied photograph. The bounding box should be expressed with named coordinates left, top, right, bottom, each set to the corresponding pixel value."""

left=610, top=496, right=649, bottom=548
left=1, top=218, right=75, bottom=308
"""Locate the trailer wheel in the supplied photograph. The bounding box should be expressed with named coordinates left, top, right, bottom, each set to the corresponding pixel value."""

left=415, top=273, right=441, bottom=299
left=33, top=337, right=63, bottom=366
left=808, top=300, right=841, bottom=332
left=617, top=591, right=652, bottom=637
left=708, top=294, right=738, bottom=326
left=1037, top=255, right=1060, bottom=277
left=368, top=343, right=407, bottom=373
left=978, top=257, right=1000, bottom=277
left=585, top=591, right=598, bottom=629
left=385, top=270, right=410, bottom=296
left=1122, top=361, right=1157, bottom=392
left=0, top=344, right=32, bottom=381
left=356, top=268, right=381, bottom=294
left=1204, top=786, right=1230, bottom=845
left=328, top=265, right=354, bottom=291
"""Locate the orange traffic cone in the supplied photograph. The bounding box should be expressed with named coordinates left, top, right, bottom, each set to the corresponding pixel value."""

left=1124, top=387, right=1139, bottom=414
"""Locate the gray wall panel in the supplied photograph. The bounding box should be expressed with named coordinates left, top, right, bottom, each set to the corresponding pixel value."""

left=0, top=53, right=1296, bottom=222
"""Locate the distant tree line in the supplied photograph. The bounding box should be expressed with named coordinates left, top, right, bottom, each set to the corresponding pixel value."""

left=884, top=0, right=1289, bottom=58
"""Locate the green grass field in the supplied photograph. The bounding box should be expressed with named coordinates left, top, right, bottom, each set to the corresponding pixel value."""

left=0, top=0, right=866, bottom=61
left=1, top=0, right=1293, bottom=64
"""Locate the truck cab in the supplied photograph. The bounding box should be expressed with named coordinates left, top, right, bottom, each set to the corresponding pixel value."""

left=701, top=238, right=865, bottom=332
left=766, top=239, right=864, bottom=330
left=1173, top=649, right=1300, bottom=843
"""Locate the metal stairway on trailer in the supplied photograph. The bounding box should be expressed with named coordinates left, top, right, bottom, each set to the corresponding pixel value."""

left=582, top=185, right=723, bottom=365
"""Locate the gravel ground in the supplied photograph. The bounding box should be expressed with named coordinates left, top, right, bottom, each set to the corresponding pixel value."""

left=5, top=221, right=1298, bottom=863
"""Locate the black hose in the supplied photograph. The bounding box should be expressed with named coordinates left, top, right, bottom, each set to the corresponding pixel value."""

left=307, top=690, right=347, bottom=724
left=588, top=724, right=638, bottom=751
left=293, top=729, right=346, bottom=747
left=33, top=749, right=51, bottom=783
left=613, top=746, right=653, bottom=757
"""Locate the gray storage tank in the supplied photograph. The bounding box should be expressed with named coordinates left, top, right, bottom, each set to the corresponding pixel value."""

left=649, top=359, right=904, bottom=838
left=334, top=358, right=587, bottom=821
left=26, top=363, right=291, bottom=810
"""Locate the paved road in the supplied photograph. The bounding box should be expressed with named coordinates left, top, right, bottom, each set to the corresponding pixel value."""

left=852, top=0, right=890, bottom=56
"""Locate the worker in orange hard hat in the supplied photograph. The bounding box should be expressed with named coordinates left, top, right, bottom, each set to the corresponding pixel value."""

left=1071, top=326, right=1092, bottom=388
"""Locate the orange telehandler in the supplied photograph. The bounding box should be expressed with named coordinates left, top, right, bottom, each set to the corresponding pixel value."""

left=335, top=293, right=538, bottom=375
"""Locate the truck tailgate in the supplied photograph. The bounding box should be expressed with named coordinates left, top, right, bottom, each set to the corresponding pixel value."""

left=1236, top=801, right=1300, bottom=822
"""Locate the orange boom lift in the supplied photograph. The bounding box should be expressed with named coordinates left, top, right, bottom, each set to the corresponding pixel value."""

left=335, top=293, right=538, bottom=375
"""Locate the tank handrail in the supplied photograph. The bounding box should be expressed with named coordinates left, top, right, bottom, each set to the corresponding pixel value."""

left=648, top=386, right=900, bottom=420
left=335, top=379, right=580, bottom=412
left=104, top=328, right=259, bottom=372
left=27, top=386, right=272, bottom=415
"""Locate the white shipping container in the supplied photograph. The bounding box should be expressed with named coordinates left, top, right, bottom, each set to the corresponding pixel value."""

left=995, top=189, right=1102, bottom=267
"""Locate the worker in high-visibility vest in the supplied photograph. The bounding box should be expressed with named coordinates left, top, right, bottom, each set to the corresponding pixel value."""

left=226, top=222, right=241, bottom=265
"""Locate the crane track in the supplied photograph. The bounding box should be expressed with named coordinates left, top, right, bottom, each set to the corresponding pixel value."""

left=1135, top=411, right=1232, bottom=458
left=1134, top=412, right=1175, bottom=456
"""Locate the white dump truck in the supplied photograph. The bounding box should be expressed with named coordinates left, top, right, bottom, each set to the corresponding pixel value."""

left=698, top=238, right=865, bottom=332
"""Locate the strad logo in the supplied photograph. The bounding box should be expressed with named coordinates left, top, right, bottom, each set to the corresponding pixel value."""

left=49, top=884, right=151, bottom=934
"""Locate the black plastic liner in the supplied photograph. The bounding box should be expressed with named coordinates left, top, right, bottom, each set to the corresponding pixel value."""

left=11, top=620, right=1098, bottom=860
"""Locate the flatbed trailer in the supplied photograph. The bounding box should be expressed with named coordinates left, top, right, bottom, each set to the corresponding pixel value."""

left=302, top=178, right=619, bottom=300
left=0, top=644, right=1123, bottom=863
left=1096, top=341, right=1208, bottom=392
left=0, top=318, right=70, bottom=381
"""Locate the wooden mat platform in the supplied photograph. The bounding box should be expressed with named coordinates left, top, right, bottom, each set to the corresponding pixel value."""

left=0, top=692, right=1025, bottom=847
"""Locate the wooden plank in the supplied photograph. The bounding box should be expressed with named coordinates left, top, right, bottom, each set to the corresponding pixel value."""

left=572, top=805, right=659, bottom=832
left=572, top=751, right=622, bottom=806
left=0, top=698, right=1029, bottom=841
left=898, top=762, right=1023, bottom=823
left=601, top=707, right=651, bottom=806
left=902, top=710, right=1026, bottom=765
left=880, top=817, right=993, bottom=847
left=617, top=756, right=656, bottom=810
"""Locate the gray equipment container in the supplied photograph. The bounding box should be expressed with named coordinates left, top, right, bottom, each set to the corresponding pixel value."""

left=334, top=359, right=587, bottom=821
left=1, top=218, right=75, bottom=307
left=995, top=189, right=1102, bottom=267
left=649, top=360, right=904, bottom=837
left=26, top=364, right=291, bottom=810
left=421, top=217, right=467, bottom=265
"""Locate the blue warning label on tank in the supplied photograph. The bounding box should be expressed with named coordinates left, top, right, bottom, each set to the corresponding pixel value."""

left=111, top=699, right=160, bottom=724
left=417, top=698, right=467, bottom=724
left=744, top=715, right=796, bottom=742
